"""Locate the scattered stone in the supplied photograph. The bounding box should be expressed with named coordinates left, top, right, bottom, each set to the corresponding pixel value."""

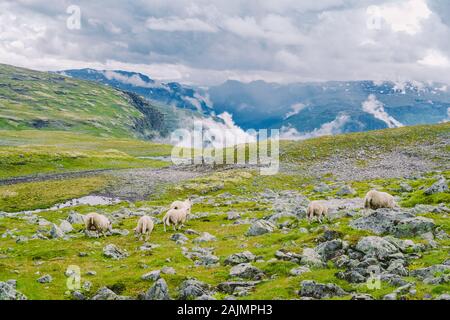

left=336, top=185, right=356, bottom=196
left=178, top=279, right=211, bottom=300
left=103, top=244, right=129, bottom=260
left=246, top=220, right=275, bottom=236
left=193, top=232, right=217, bottom=243
left=37, top=274, right=52, bottom=284
left=110, top=229, right=130, bottom=236
left=355, top=236, right=399, bottom=260
left=0, top=281, right=27, bottom=300
left=49, top=224, right=65, bottom=239
left=170, top=233, right=188, bottom=242
left=184, top=229, right=200, bottom=235
left=15, top=236, right=29, bottom=244
left=144, top=279, right=170, bottom=300
left=399, top=182, right=413, bottom=193
left=229, top=263, right=264, bottom=280
left=224, top=251, right=256, bottom=266
left=290, top=266, right=311, bottom=276
left=91, top=287, right=129, bottom=300
left=424, top=178, right=448, bottom=195
left=300, top=280, right=347, bottom=299
left=59, top=220, right=73, bottom=233
left=141, top=270, right=161, bottom=281
left=217, top=281, right=260, bottom=295
left=313, top=183, right=331, bottom=193
left=71, top=291, right=85, bottom=300
left=161, top=266, right=176, bottom=275
left=67, top=211, right=85, bottom=224
left=314, top=239, right=346, bottom=261
left=227, top=212, right=241, bottom=220
left=300, top=248, right=325, bottom=268
left=351, top=293, right=375, bottom=300
left=410, top=264, right=450, bottom=280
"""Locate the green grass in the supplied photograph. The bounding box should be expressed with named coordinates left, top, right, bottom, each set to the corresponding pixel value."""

left=0, top=175, right=111, bottom=212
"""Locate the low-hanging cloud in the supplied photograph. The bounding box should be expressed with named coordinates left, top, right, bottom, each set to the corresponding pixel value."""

left=280, top=113, right=350, bottom=140
left=362, top=94, right=403, bottom=128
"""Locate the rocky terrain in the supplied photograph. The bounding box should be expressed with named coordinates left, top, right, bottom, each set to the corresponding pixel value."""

left=0, top=123, right=449, bottom=300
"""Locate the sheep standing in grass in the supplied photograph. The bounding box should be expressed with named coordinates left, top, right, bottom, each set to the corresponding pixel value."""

left=163, top=207, right=189, bottom=232
left=306, top=201, right=329, bottom=223
left=84, top=212, right=112, bottom=237
left=135, top=216, right=154, bottom=241
left=364, top=190, right=397, bottom=209
left=170, top=198, right=192, bottom=214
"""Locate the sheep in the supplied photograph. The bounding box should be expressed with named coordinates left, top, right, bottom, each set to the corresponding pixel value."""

left=162, top=207, right=189, bottom=232
left=84, top=212, right=112, bottom=237
left=134, top=215, right=154, bottom=241
left=306, top=201, right=329, bottom=223
left=170, top=198, right=192, bottom=214
left=364, top=190, right=397, bottom=209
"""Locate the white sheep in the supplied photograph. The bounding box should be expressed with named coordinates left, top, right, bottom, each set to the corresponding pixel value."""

left=134, top=215, right=154, bottom=241
left=364, top=190, right=397, bottom=209
left=170, top=198, right=192, bottom=214
left=84, top=212, right=112, bottom=236
left=306, top=201, right=329, bottom=223
left=162, top=207, right=189, bottom=232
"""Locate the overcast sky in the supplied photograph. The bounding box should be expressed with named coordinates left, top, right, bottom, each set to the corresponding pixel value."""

left=0, top=0, right=449, bottom=86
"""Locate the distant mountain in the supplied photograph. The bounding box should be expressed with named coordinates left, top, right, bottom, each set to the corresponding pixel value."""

left=61, top=68, right=450, bottom=138
left=58, top=69, right=214, bottom=114
left=208, top=80, right=450, bottom=136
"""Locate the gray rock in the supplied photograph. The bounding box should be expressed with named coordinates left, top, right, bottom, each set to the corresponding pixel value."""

left=145, top=279, right=170, bottom=300
left=383, top=293, right=397, bottom=300
left=355, top=236, right=399, bottom=260
left=300, top=248, right=325, bottom=267
left=336, top=270, right=366, bottom=283
left=217, top=281, right=260, bottom=295
left=193, top=232, right=217, bottom=243
left=67, top=211, right=85, bottom=224
left=103, top=244, right=129, bottom=260
left=289, top=266, right=311, bottom=276
left=227, top=212, right=241, bottom=220
left=387, top=260, right=408, bottom=277
left=410, top=264, right=450, bottom=280
left=37, top=274, right=52, bottom=284
left=15, top=236, right=29, bottom=244
left=91, top=287, right=128, bottom=300
left=110, top=229, right=130, bottom=236
left=0, top=281, right=27, bottom=300
left=300, top=280, right=347, bottom=299
left=59, top=220, right=73, bottom=233
left=313, top=183, right=331, bottom=193
left=49, top=224, right=65, bottom=239
left=72, top=291, right=85, bottom=300
left=424, top=178, right=448, bottom=195
left=336, top=186, right=356, bottom=196
left=351, top=293, right=375, bottom=300
left=178, top=279, right=211, bottom=300
left=141, top=270, right=161, bottom=281
left=314, top=239, right=346, bottom=261
left=229, top=263, right=264, bottom=280
left=350, top=209, right=435, bottom=237
left=170, top=233, right=188, bottom=242
left=246, top=220, right=276, bottom=236
left=399, top=182, right=413, bottom=193
left=161, top=266, right=176, bottom=275
left=224, top=251, right=256, bottom=266
left=436, top=294, right=450, bottom=300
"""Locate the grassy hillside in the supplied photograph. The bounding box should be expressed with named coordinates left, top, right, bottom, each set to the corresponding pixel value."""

left=0, top=64, right=167, bottom=139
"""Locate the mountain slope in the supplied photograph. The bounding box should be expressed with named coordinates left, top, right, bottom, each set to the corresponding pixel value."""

left=0, top=64, right=191, bottom=140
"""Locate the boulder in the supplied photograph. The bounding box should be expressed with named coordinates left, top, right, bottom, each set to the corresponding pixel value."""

left=67, top=211, right=85, bottom=224
left=170, top=233, right=188, bottom=242
left=217, top=281, right=260, bottom=295
left=246, top=220, right=275, bottom=236
left=49, top=224, right=65, bottom=239
left=224, top=251, right=256, bottom=266
left=103, top=244, right=129, bottom=260
left=141, top=270, right=161, bottom=281
left=314, top=239, right=346, bottom=261
left=424, top=178, right=448, bottom=195
left=355, top=236, right=399, bottom=260
left=145, top=279, right=170, bottom=300
left=193, top=232, right=217, bottom=243
left=289, top=266, right=311, bottom=276
left=59, top=220, right=73, bottom=233
left=37, top=274, right=52, bottom=284
left=336, top=186, right=356, bottom=196
left=300, top=280, right=347, bottom=299
left=178, top=279, right=211, bottom=300
left=300, top=248, right=325, bottom=268
left=0, top=281, right=27, bottom=300
left=229, top=263, right=264, bottom=280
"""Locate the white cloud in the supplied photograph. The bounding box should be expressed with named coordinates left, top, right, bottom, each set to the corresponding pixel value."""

left=418, top=49, right=450, bottom=67
left=146, top=17, right=217, bottom=32
left=367, top=0, right=432, bottom=35
left=284, top=103, right=306, bottom=119
left=362, top=94, right=403, bottom=128
left=280, top=113, right=350, bottom=140
left=103, top=71, right=152, bottom=87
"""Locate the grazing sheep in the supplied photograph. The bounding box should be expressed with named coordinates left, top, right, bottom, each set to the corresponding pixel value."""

left=364, top=190, right=397, bottom=210
left=84, top=212, right=112, bottom=236
left=162, top=207, right=188, bottom=232
left=135, top=216, right=154, bottom=241
left=170, top=198, right=192, bottom=214
left=306, top=201, right=329, bottom=223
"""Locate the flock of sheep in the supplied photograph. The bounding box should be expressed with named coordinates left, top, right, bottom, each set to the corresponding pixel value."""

left=84, top=190, right=396, bottom=240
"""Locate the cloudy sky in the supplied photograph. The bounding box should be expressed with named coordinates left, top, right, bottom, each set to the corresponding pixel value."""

left=0, top=0, right=449, bottom=85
